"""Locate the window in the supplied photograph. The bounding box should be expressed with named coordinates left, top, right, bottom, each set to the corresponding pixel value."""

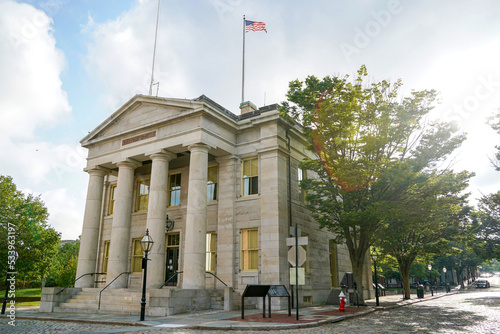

left=298, top=167, right=306, bottom=203
left=207, top=166, right=218, bottom=201
left=108, top=185, right=117, bottom=215
left=136, top=179, right=149, bottom=211
left=242, top=157, right=258, bottom=196
left=240, top=228, right=258, bottom=271
left=102, top=240, right=110, bottom=273
left=131, top=238, right=143, bottom=273
left=206, top=233, right=216, bottom=272
left=169, top=173, right=181, bottom=206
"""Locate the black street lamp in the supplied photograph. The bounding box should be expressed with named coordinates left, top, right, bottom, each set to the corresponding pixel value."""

left=428, top=264, right=433, bottom=296
left=443, top=267, right=447, bottom=293
left=371, top=249, right=380, bottom=307
left=140, top=229, right=154, bottom=321
left=1, top=252, right=18, bottom=315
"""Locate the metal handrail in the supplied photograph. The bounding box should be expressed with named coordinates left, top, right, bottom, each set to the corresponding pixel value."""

left=159, top=271, right=227, bottom=289
left=56, top=272, right=105, bottom=295
left=98, top=272, right=130, bottom=310
left=206, top=272, right=227, bottom=287
left=159, top=271, right=183, bottom=289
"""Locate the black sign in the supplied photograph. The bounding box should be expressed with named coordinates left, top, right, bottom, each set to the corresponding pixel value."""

left=267, top=285, right=289, bottom=297
left=242, top=285, right=271, bottom=298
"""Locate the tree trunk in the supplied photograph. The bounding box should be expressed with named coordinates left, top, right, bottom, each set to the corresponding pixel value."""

left=398, top=257, right=413, bottom=300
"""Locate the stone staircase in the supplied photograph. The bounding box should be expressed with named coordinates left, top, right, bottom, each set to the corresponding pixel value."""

left=53, top=288, right=144, bottom=315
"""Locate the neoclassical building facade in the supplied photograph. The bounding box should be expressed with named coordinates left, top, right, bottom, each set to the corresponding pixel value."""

left=72, top=94, right=372, bottom=311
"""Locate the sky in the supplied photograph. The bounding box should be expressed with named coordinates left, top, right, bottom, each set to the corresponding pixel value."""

left=1, top=0, right=500, bottom=240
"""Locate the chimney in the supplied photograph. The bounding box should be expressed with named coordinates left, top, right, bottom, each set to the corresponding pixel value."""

left=239, top=101, right=258, bottom=115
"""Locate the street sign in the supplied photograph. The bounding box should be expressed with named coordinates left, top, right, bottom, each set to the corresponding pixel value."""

left=286, top=237, right=308, bottom=247
left=288, top=245, right=306, bottom=267
left=290, top=268, right=305, bottom=285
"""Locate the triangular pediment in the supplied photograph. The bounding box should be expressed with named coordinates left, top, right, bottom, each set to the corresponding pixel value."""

left=81, top=95, right=201, bottom=146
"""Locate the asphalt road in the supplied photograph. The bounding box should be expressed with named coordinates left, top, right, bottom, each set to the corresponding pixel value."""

left=2, top=276, right=500, bottom=333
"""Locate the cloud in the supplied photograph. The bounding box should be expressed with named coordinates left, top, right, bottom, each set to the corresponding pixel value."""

left=0, top=0, right=84, bottom=239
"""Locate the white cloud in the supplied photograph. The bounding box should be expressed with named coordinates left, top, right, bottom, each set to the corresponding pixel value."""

left=0, top=0, right=84, bottom=239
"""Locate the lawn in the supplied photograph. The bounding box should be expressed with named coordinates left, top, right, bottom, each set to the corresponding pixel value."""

left=0, top=288, right=41, bottom=307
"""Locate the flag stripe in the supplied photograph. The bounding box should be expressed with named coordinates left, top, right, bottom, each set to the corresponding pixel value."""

left=245, top=20, right=267, bottom=33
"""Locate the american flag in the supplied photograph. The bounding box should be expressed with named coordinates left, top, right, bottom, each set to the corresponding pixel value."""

left=245, top=20, right=267, bottom=33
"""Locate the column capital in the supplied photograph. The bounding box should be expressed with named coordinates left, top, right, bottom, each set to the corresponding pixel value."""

left=188, top=143, right=211, bottom=154
left=116, top=158, right=142, bottom=169
left=150, top=150, right=177, bottom=162
left=83, top=167, right=109, bottom=177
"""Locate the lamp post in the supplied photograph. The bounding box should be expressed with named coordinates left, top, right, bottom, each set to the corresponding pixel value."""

left=428, top=264, right=433, bottom=296
left=443, top=267, right=447, bottom=293
left=140, top=229, right=154, bottom=321
left=371, top=249, right=380, bottom=307
left=1, top=252, right=18, bottom=315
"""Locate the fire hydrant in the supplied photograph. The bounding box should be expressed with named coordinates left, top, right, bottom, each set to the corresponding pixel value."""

left=339, top=291, right=346, bottom=312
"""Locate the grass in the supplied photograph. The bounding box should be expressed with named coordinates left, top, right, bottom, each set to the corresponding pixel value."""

left=0, top=288, right=42, bottom=307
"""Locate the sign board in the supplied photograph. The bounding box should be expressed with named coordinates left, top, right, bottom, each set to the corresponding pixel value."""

left=268, top=285, right=290, bottom=297
left=288, top=246, right=306, bottom=267
left=242, top=285, right=270, bottom=298
left=286, top=237, right=308, bottom=247
left=290, top=268, right=305, bottom=285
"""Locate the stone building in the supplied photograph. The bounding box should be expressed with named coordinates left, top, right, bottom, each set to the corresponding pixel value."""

left=42, top=94, right=373, bottom=315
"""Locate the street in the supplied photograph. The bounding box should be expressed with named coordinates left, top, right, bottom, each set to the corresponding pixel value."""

left=1, top=276, right=499, bottom=333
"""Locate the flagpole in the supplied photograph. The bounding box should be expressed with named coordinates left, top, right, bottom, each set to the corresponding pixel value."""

left=241, top=15, right=246, bottom=103
left=149, top=0, right=161, bottom=96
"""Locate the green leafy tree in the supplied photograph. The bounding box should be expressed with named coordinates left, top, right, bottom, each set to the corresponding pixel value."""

left=0, top=175, right=60, bottom=287
left=471, top=192, right=500, bottom=260
left=376, top=169, right=472, bottom=298
left=281, top=66, right=466, bottom=303
left=46, top=238, right=80, bottom=287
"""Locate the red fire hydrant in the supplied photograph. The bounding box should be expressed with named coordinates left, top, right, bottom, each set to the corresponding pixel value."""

left=339, top=291, right=346, bottom=312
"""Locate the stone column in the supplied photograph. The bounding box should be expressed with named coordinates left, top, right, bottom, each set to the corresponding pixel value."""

left=146, top=151, right=176, bottom=289
left=75, top=168, right=107, bottom=288
left=107, top=160, right=141, bottom=288
left=182, top=143, right=210, bottom=289
left=216, top=155, right=238, bottom=287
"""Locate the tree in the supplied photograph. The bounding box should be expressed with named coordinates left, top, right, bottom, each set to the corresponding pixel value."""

left=471, top=192, right=500, bottom=260
left=0, top=175, right=60, bottom=287
left=376, top=169, right=473, bottom=298
left=281, top=66, right=466, bottom=303
left=45, top=238, right=80, bottom=287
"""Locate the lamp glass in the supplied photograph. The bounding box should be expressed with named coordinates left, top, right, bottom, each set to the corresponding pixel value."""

left=371, top=250, right=379, bottom=262
left=428, top=264, right=432, bottom=271
left=443, top=267, right=447, bottom=273
left=140, top=232, right=154, bottom=253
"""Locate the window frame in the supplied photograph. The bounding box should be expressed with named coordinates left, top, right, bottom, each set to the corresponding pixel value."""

left=298, top=167, right=306, bottom=203
left=131, top=238, right=143, bottom=273
left=206, top=232, right=216, bottom=272
left=102, top=240, right=110, bottom=273
left=240, top=228, right=259, bottom=271
left=207, top=165, right=218, bottom=202
left=108, top=184, right=117, bottom=215
left=135, top=179, right=150, bottom=212
left=241, top=157, right=259, bottom=197
left=169, top=173, right=182, bottom=207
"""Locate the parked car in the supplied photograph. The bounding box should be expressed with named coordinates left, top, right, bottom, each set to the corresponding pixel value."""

left=476, top=279, right=490, bottom=288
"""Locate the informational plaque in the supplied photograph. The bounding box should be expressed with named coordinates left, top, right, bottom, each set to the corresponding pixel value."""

left=290, top=268, right=305, bottom=285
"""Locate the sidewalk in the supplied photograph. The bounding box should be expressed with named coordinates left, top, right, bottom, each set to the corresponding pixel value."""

left=14, top=289, right=457, bottom=330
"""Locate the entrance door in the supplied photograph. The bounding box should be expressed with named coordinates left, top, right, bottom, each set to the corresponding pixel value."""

left=165, top=233, right=180, bottom=286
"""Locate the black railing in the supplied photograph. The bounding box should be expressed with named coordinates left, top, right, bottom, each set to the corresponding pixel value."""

left=159, top=271, right=227, bottom=289
left=56, top=272, right=105, bottom=295
left=98, top=272, right=130, bottom=310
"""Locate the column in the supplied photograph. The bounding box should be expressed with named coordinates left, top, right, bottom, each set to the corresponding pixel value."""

left=107, top=160, right=141, bottom=288
left=216, top=155, right=238, bottom=287
left=75, top=168, right=107, bottom=288
left=146, top=151, right=176, bottom=289
left=182, top=143, right=210, bottom=289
